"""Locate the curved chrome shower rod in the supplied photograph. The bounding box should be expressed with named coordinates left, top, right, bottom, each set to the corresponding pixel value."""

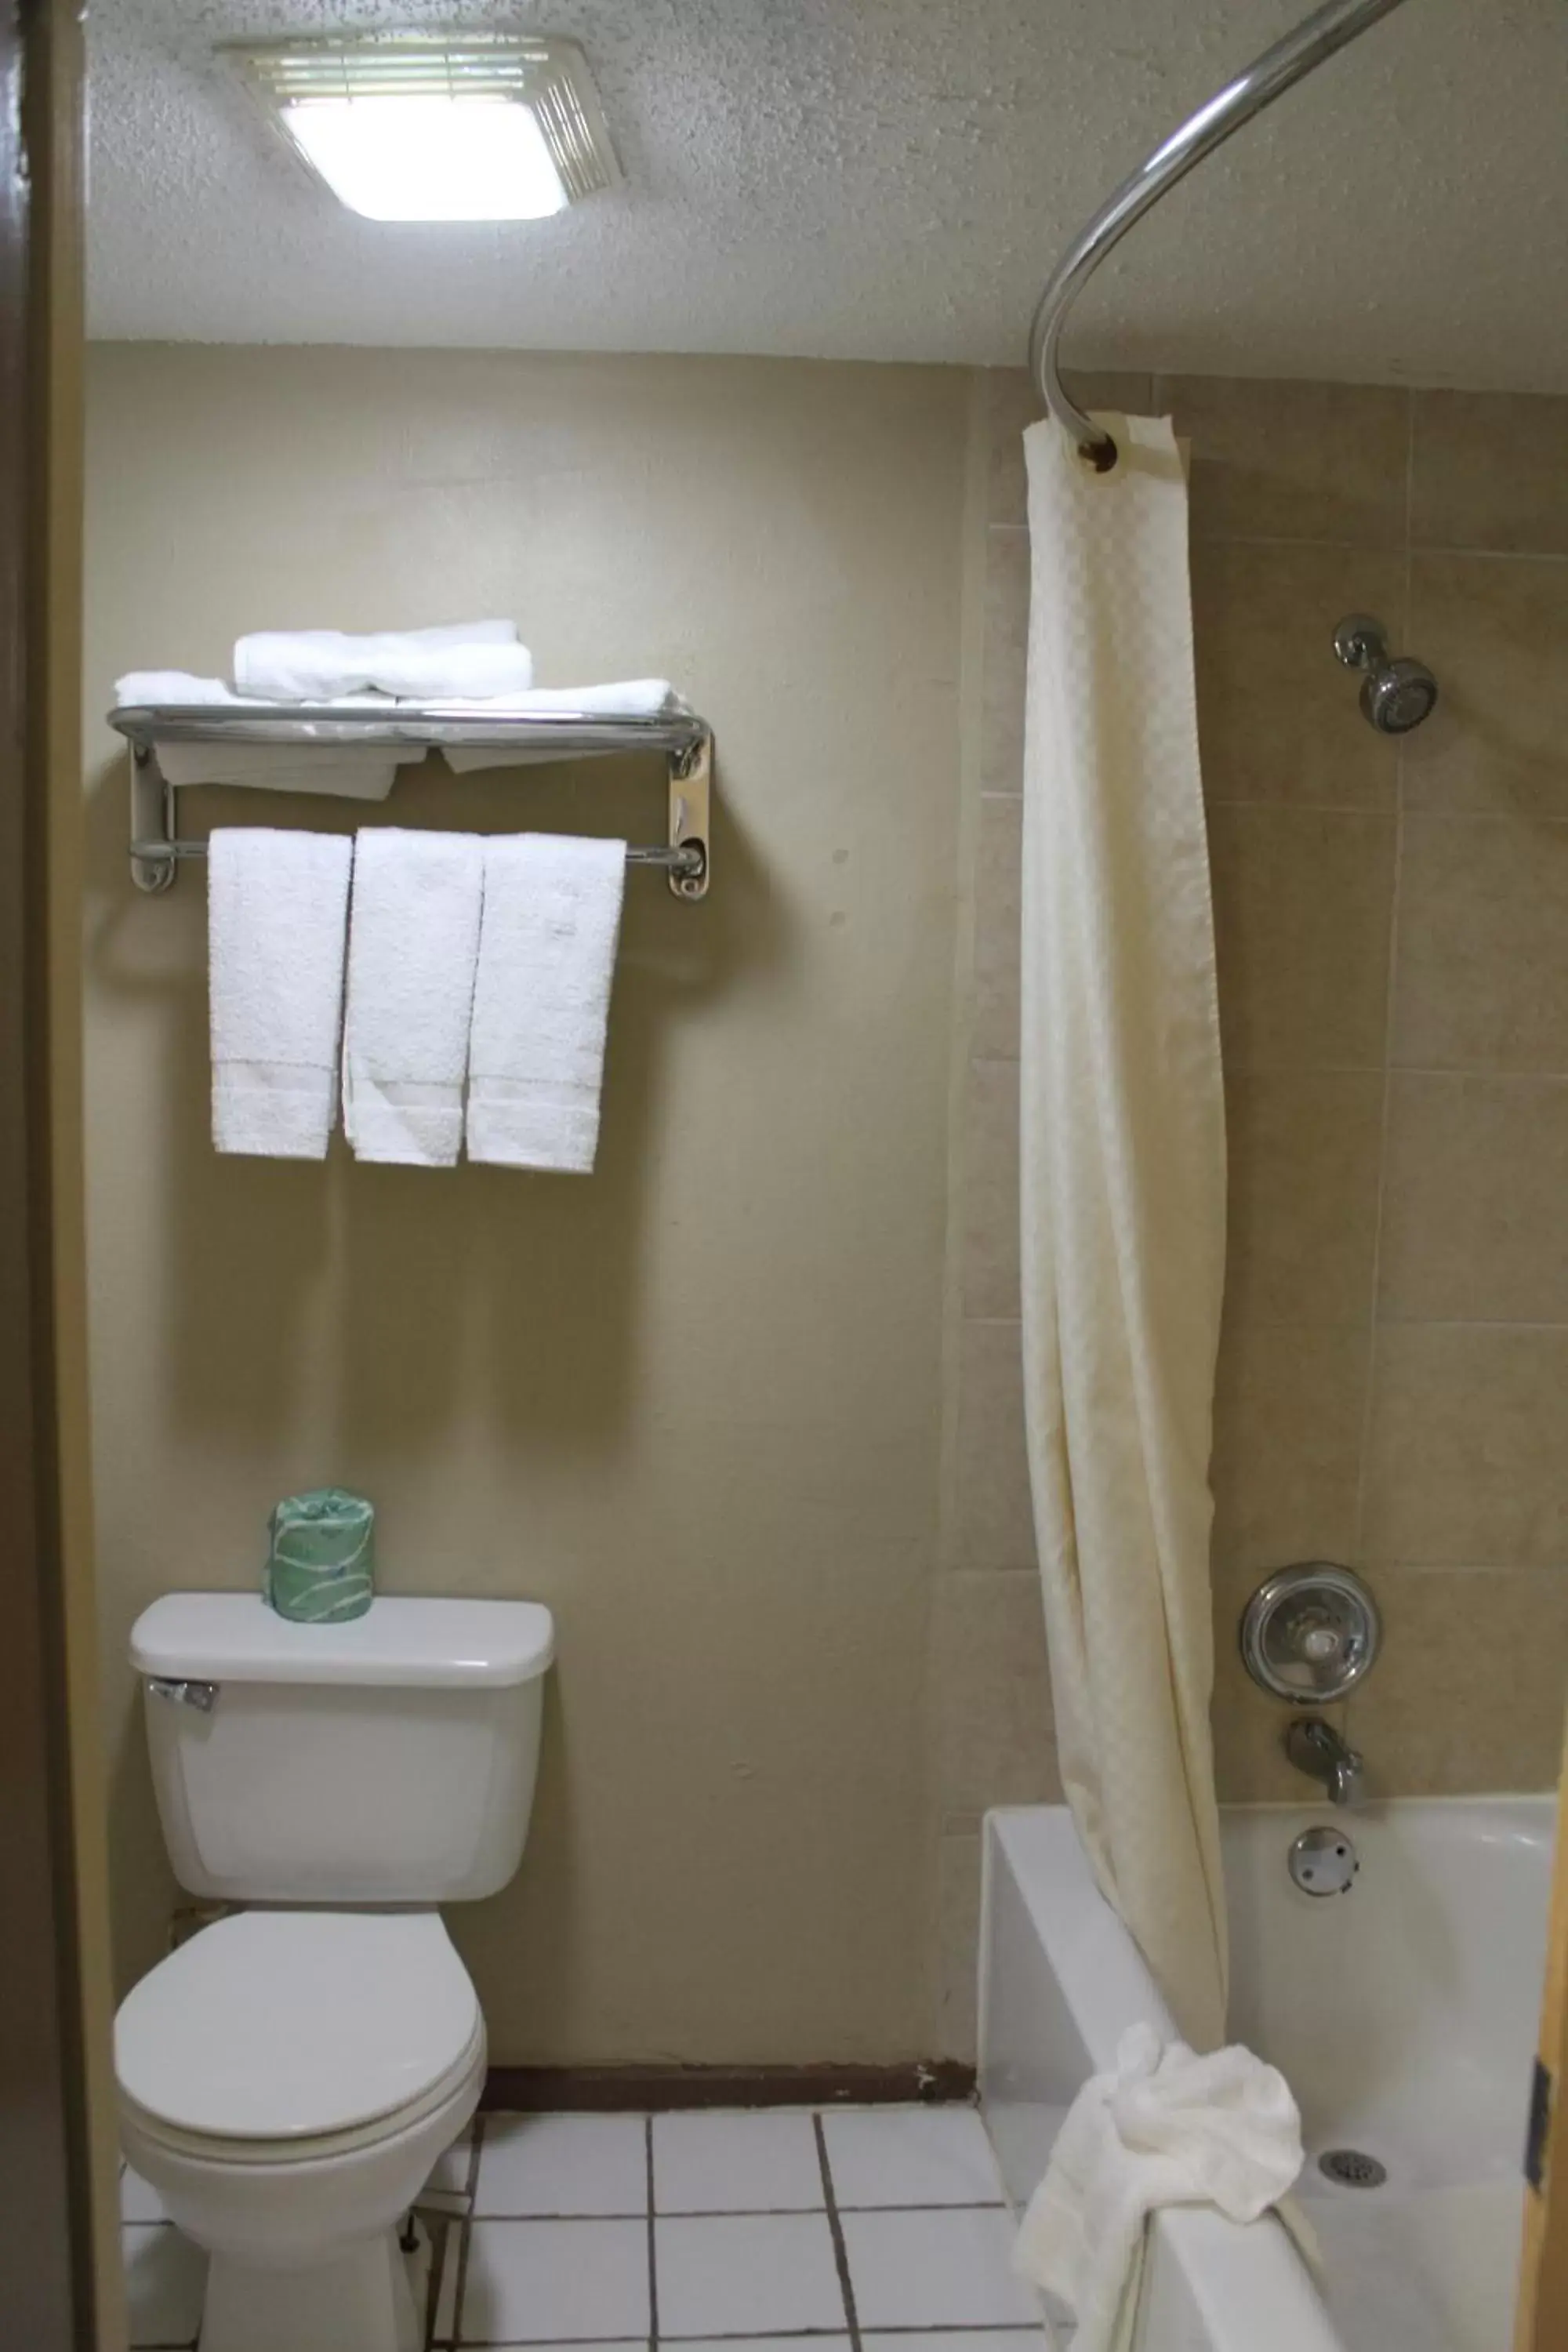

left=1030, top=0, right=1412, bottom=467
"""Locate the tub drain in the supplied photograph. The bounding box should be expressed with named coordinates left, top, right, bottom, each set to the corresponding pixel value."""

left=1318, top=2149, right=1387, bottom=2190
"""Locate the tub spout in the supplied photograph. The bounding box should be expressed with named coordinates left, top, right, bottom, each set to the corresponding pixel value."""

left=1285, top=1717, right=1366, bottom=1809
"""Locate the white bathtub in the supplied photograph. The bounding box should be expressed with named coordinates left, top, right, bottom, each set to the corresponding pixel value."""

left=980, top=1798, right=1553, bottom=2352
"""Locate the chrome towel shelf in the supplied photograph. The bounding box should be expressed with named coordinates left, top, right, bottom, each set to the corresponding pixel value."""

left=109, top=702, right=714, bottom=903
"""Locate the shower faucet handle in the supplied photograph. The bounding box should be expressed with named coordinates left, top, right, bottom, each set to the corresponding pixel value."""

left=1240, top=1563, right=1381, bottom=1704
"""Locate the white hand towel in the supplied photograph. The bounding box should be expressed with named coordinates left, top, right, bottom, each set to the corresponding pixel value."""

left=466, top=834, right=626, bottom=1174
left=342, top=830, right=485, bottom=1167
left=234, top=622, right=533, bottom=704
left=208, top=829, right=353, bottom=1160
left=441, top=682, right=693, bottom=771
left=1013, top=2024, right=1304, bottom=2352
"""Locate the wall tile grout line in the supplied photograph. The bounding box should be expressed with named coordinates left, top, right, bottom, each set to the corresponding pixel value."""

left=1367, top=1319, right=1568, bottom=1335
left=812, top=2114, right=862, bottom=2352
left=1202, top=800, right=1404, bottom=817
left=1347, top=1560, right=1568, bottom=1575
left=1345, top=392, right=1417, bottom=1668
left=984, top=518, right=1524, bottom=557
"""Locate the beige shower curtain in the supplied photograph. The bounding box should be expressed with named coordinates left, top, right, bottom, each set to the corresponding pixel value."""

left=1019, top=411, right=1229, bottom=2051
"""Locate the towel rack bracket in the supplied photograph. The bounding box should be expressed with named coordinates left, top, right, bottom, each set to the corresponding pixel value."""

left=130, top=746, right=180, bottom=896
left=667, top=735, right=711, bottom=903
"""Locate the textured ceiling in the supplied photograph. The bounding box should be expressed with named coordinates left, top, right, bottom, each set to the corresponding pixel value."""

left=90, top=0, right=1568, bottom=389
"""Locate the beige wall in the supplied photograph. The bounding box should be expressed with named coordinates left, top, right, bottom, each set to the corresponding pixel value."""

left=939, top=368, right=1568, bottom=2048
left=85, top=345, right=968, bottom=2063
left=92, top=344, right=1568, bottom=2074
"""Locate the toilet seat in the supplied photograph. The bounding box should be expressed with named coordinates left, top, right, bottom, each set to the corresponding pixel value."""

left=116, top=1909, right=480, bottom=2146
left=120, top=2016, right=486, bottom=2168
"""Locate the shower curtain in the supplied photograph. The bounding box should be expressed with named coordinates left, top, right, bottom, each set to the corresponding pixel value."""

left=1018, top=411, right=1229, bottom=2051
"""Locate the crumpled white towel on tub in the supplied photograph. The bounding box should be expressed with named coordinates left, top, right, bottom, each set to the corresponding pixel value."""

left=1013, top=2024, right=1305, bottom=2352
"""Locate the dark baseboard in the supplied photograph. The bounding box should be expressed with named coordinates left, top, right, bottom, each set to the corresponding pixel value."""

left=481, top=2061, right=977, bottom=2113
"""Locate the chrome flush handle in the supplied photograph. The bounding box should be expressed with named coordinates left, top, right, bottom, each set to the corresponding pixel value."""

left=147, top=1677, right=220, bottom=1712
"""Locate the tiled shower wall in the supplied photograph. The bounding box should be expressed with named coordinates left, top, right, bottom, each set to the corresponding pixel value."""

left=933, top=368, right=1568, bottom=2053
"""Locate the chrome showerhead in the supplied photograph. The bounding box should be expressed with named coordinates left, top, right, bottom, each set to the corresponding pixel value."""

left=1333, top=613, right=1439, bottom=735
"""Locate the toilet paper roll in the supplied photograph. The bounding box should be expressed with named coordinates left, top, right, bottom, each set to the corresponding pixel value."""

left=264, top=1489, right=376, bottom=1624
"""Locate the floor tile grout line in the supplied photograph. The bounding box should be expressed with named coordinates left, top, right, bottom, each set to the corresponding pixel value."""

left=470, top=2209, right=655, bottom=2223
left=441, top=2332, right=1044, bottom=2348
left=646, top=2114, right=659, bottom=2352
left=447, top=2111, right=486, bottom=2349
left=430, top=2122, right=488, bottom=2351
left=423, top=2209, right=445, bottom=2352
left=457, top=2200, right=1006, bottom=2222
left=813, top=2114, right=863, bottom=2352
left=835, top=2201, right=1004, bottom=2214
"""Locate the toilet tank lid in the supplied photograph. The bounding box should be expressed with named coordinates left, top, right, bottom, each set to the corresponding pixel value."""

left=130, top=1593, right=555, bottom=1688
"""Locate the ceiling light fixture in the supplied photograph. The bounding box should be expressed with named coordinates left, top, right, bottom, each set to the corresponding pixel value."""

left=231, top=33, right=620, bottom=223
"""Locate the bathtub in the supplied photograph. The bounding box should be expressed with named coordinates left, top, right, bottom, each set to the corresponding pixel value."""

left=979, top=1798, right=1553, bottom=2352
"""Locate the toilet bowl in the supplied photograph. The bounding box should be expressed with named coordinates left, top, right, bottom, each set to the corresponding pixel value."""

left=116, top=1592, right=554, bottom=2352
left=118, top=1908, right=486, bottom=2352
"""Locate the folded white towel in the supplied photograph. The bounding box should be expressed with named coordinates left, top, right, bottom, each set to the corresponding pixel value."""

left=113, top=672, right=420, bottom=797
left=341, top=831, right=485, bottom=1167
left=116, top=671, right=261, bottom=707
left=156, top=746, right=422, bottom=800
left=234, top=622, right=533, bottom=704
left=456, top=679, right=687, bottom=717
left=441, top=681, right=693, bottom=771
left=114, top=670, right=396, bottom=713
left=466, top=834, right=626, bottom=1174
left=208, top=829, right=354, bottom=1160
left=1013, top=2024, right=1304, bottom=2352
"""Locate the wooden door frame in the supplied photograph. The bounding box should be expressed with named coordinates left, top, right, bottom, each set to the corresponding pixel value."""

left=0, top=3, right=118, bottom=2343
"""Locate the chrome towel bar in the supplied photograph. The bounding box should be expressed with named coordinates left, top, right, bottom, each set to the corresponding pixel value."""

left=127, top=832, right=706, bottom=878
left=111, top=702, right=714, bottom=902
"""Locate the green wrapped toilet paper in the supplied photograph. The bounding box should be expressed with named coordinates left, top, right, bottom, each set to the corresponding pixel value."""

left=264, top=1489, right=376, bottom=1624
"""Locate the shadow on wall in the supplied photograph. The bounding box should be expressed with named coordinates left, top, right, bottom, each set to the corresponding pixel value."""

left=85, top=743, right=784, bottom=1449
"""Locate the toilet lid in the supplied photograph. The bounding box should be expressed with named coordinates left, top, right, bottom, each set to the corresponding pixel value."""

left=114, top=1910, right=480, bottom=2141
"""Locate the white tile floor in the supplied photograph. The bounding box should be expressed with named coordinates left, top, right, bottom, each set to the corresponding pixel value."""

left=122, top=2102, right=1048, bottom=2352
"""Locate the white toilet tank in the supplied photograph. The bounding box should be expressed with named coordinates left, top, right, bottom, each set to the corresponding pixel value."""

left=131, top=1593, right=554, bottom=1905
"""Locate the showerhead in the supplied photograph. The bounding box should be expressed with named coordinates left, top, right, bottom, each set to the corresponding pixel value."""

left=1333, top=614, right=1439, bottom=735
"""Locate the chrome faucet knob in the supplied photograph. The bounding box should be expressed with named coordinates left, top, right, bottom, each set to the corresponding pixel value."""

left=1241, top=1564, right=1380, bottom=1704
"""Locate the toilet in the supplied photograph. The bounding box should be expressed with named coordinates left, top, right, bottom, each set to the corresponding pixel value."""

left=114, top=1590, right=554, bottom=2352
